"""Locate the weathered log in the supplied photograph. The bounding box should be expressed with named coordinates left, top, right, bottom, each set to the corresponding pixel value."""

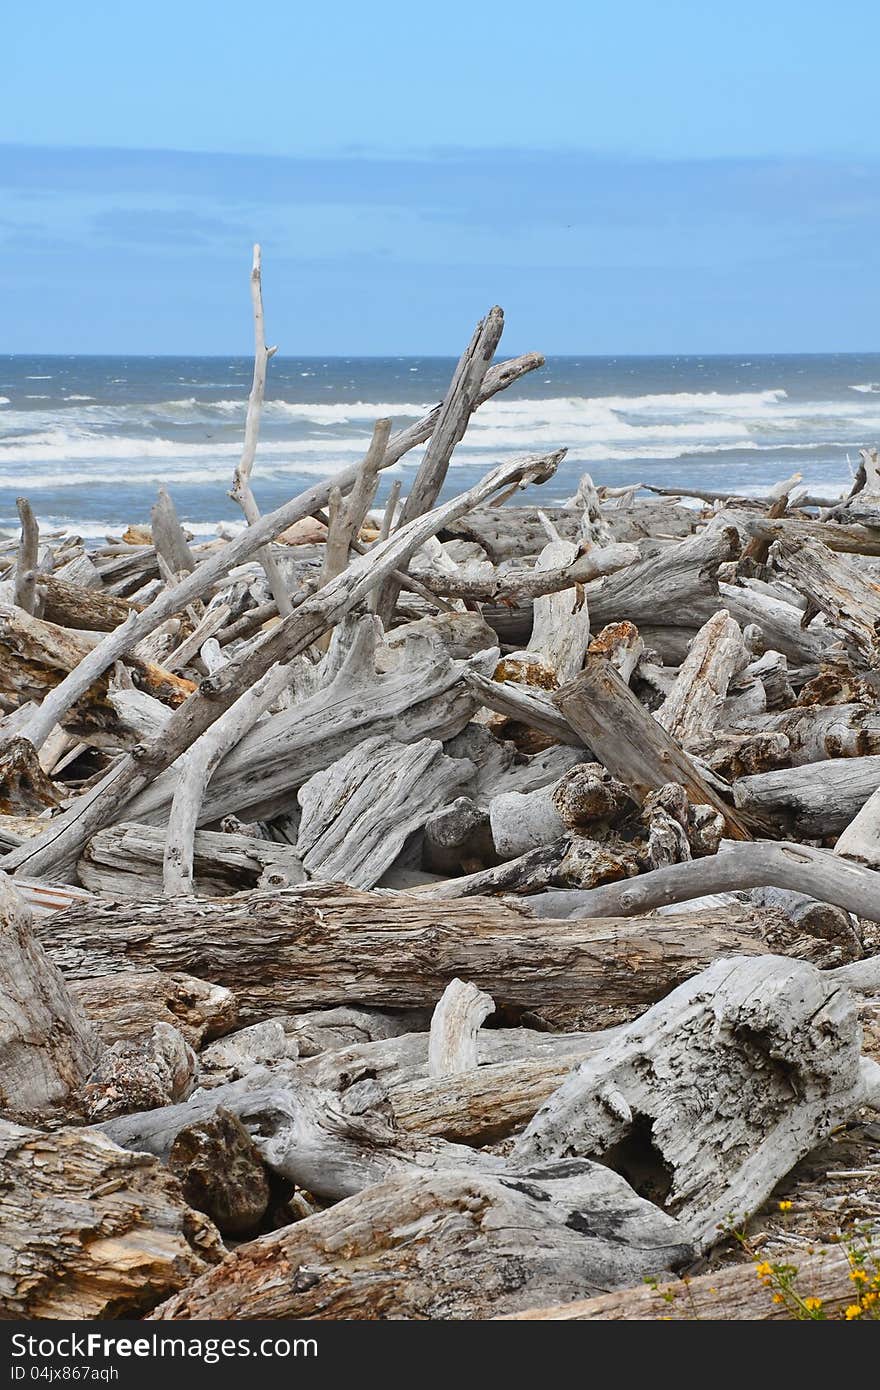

left=35, top=885, right=822, bottom=1020
left=150, top=1162, right=692, bottom=1321
left=0, top=873, right=99, bottom=1118
left=228, top=247, right=293, bottom=617
left=538, top=839, right=880, bottom=924
left=735, top=702, right=880, bottom=765
left=375, top=306, right=505, bottom=624
left=769, top=533, right=880, bottom=666
left=78, top=821, right=306, bottom=897
left=409, top=542, right=638, bottom=603
left=498, top=1238, right=873, bottom=1319
left=442, top=501, right=695, bottom=561
left=732, top=755, right=880, bottom=836
left=0, top=736, right=61, bottom=815
left=41, top=575, right=140, bottom=632
left=82, top=1021, right=197, bottom=1120
left=836, top=784, right=880, bottom=867
left=503, top=529, right=592, bottom=685
left=150, top=486, right=196, bottom=578
left=513, top=955, right=869, bottom=1251
left=655, top=610, right=746, bottom=750
left=0, top=1118, right=224, bottom=1317
left=14, top=497, right=39, bottom=616
left=295, top=735, right=473, bottom=888
left=553, top=656, right=751, bottom=839
left=68, top=967, right=238, bottom=1046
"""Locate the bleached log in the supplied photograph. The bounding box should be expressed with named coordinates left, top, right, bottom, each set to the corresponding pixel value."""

left=732, top=755, right=880, bottom=836
left=40, top=575, right=139, bottom=632
left=715, top=507, right=880, bottom=557
left=296, top=735, right=473, bottom=888
left=4, top=451, right=555, bottom=879
left=836, top=784, right=880, bottom=867
left=498, top=1238, right=874, bottom=1320
left=68, top=967, right=238, bottom=1047
left=719, top=580, right=827, bottom=667
left=0, top=1118, right=223, bottom=1317
left=150, top=486, right=195, bottom=577
left=489, top=784, right=567, bottom=858
left=36, top=886, right=818, bottom=1020
left=9, top=348, right=543, bottom=752
left=554, top=656, right=752, bottom=839
left=375, top=306, right=505, bottom=624
left=537, top=839, right=880, bottom=923
left=465, top=670, right=582, bottom=745
left=320, top=419, right=389, bottom=589
left=770, top=534, right=880, bottom=666
left=734, top=702, right=880, bottom=765
left=656, top=610, right=746, bottom=749
left=14, top=497, right=39, bottom=615
left=0, top=873, right=99, bottom=1118
left=421, top=837, right=572, bottom=899
left=162, top=660, right=295, bottom=896
left=410, top=542, right=638, bottom=603
left=427, top=978, right=495, bottom=1076
left=513, top=955, right=867, bottom=1252
left=78, top=821, right=305, bottom=897
left=501, top=532, right=591, bottom=684
left=150, top=1163, right=691, bottom=1321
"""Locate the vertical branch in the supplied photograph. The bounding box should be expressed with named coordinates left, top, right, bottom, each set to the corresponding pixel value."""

left=14, top=497, right=39, bottom=616
left=229, top=244, right=293, bottom=617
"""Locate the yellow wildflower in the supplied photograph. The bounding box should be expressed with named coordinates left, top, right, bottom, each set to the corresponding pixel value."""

left=845, top=1304, right=862, bottom=1320
left=755, top=1262, right=773, bottom=1279
left=803, top=1297, right=822, bottom=1312
left=778, top=1200, right=793, bottom=1212
left=772, top=1294, right=784, bottom=1304
left=850, top=1269, right=868, bottom=1284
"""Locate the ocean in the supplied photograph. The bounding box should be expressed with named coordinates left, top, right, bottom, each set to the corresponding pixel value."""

left=1, top=353, right=880, bottom=540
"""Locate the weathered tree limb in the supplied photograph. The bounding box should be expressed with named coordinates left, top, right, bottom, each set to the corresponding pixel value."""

left=553, top=657, right=752, bottom=839
left=732, top=755, right=880, bottom=836
left=8, top=350, right=543, bottom=753
left=375, top=306, right=505, bottom=623
left=427, top=978, right=495, bottom=1076
left=227, top=246, right=292, bottom=618
left=40, top=575, right=140, bottom=632
left=68, top=967, right=238, bottom=1047
left=513, top=955, right=867, bottom=1252
left=149, top=1163, right=691, bottom=1321
left=14, top=497, right=39, bottom=616
left=162, top=661, right=295, bottom=896
left=0, top=1118, right=224, bottom=1318
left=409, top=542, right=638, bottom=603
left=533, top=838, right=880, bottom=923
left=0, top=873, right=100, bottom=1118
left=464, top=670, right=582, bottom=744
left=35, top=886, right=819, bottom=1020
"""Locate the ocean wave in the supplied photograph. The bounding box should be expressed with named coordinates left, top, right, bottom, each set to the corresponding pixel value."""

left=0, top=397, right=9, bottom=406
left=63, top=395, right=96, bottom=402
left=850, top=382, right=880, bottom=393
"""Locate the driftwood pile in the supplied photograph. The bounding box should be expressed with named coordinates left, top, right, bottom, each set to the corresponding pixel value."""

left=2, top=261, right=880, bottom=1321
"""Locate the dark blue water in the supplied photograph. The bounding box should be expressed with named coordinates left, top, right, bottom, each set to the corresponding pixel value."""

left=2, top=353, right=879, bottom=538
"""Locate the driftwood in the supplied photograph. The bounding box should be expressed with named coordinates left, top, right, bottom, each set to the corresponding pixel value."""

left=150, top=1163, right=691, bottom=1321
left=0, top=873, right=99, bottom=1118
left=0, top=1118, right=223, bottom=1317
left=540, top=839, right=880, bottom=923
left=68, top=967, right=238, bottom=1046
left=14, top=496, right=39, bottom=616
left=554, top=657, right=752, bottom=839
left=513, top=955, right=870, bottom=1251
left=732, top=755, right=880, bottom=836
left=499, top=1238, right=873, bottom=1319
left=78, top=821, right=305, bottom=897
left=36, top=885, right=823, bottom=1020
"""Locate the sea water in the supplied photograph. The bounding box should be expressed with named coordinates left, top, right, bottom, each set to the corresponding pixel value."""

left=1, top=353, right=879, bottom=539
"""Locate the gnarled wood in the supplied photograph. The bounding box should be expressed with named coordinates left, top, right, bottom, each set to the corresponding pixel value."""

left=0, top=1118, right=223, bottom=1318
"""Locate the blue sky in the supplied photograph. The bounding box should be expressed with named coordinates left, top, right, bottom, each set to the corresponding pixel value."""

left=2, top=0, right=879, bottom=354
